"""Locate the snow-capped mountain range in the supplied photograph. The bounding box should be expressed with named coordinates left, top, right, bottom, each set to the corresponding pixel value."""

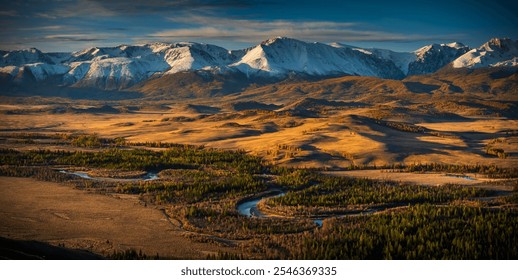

left=1, top=37, right=516, bottom=90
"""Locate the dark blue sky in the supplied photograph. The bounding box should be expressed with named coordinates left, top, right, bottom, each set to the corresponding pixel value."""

left=0, top=0, right=516, bottom=52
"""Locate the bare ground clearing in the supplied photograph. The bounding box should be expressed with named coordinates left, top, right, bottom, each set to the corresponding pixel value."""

left=0, top=177, right=237, bottom=259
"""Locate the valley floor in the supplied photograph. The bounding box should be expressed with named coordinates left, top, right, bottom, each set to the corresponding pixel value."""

left=0, top=79, right=517, bottom=259
left=0, top=177, right=237, bottom=259
left=0, top=103, right=517, bottom=170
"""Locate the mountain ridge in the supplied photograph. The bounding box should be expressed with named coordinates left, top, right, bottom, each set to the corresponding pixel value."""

left=0, top=37, right=516, bottom=92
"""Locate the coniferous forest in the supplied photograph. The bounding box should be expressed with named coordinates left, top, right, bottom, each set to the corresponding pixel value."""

left=0, top=133, right=517, bottom=259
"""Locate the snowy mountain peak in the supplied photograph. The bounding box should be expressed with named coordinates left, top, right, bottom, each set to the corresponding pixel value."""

left=414, top=43, right=469, bottom=58
left=445, top=42, right=466, bottom=49
left=232, top=37, right=404, bottom=78
left=407, top=42, right=471, bottom=75
left=261, top=37, right=292, bottom=46
left=482, top=38, right=515, bottom=51
left=452, top=38, right=518, bottom=69
left=329, top=42, right=345, bottom=48
left=328, top=42, right=361, bottom=49
left=1, top=47, right=52, bottom=67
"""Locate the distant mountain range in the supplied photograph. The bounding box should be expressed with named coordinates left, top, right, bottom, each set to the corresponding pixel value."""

left=0, top=37, right=516, bottom=91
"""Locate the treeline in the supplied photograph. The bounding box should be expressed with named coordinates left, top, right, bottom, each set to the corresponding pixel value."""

left=0, top=132, right=71, bottom=140
left=374, top=119, right=426, bottom=133
left=206, top=251, right=244, bottom=260
left=0, top=165, right=74, bottom=183
left=261, top=205, right=518, bottom=259
left=0, top=146, right=270, bottom=203
left=0, top=132, right=125, bottom=148
left=130, top=141, right=200, bottom=149
left=485, top=147, right=508, bottom=159
left=350, top=162, right=517, bottom=178
left=70, top=134, right=126, bottom=148
left=119, top=172, right=266, bottom=204
left=0, top=147, right=266, bottom=174
left=109, top=249, right=160, bottom=260
left=269, top=176, right=490, bottom=209
left=403, top=163, right=517, bottom=178
left=0, top=166, right=115, bottom=190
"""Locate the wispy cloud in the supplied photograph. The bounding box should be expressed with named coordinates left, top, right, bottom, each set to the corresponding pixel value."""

left=44, top=34, right=106, bottom=42
left=169, top=15, right=357, bottom=30
left=88, top=0, right=258, bottom=14
left=0, top=1, right=114, bottom=19
left=24, top=0, right=259, bottom=19
left=0, top=10, right=18, bottom=17
left=49, top=0, right=116, bottom=18
left=34, top=12, right=58, bottom=19
left=151, top=15, right=445, bottom=44
left=20, top=25, right=66, bottom=31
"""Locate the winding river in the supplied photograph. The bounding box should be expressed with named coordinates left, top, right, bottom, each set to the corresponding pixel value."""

left=236, top=191, right=326, bottom=227
left=62, top=169, right=361, bottom=228
left=59, top=170, right=159, bottom=181
left=237, top=191, right=284, bottom=218
left=236, top=190, right=384, bottom=227
left=445, top=174, right=476, bottom=181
